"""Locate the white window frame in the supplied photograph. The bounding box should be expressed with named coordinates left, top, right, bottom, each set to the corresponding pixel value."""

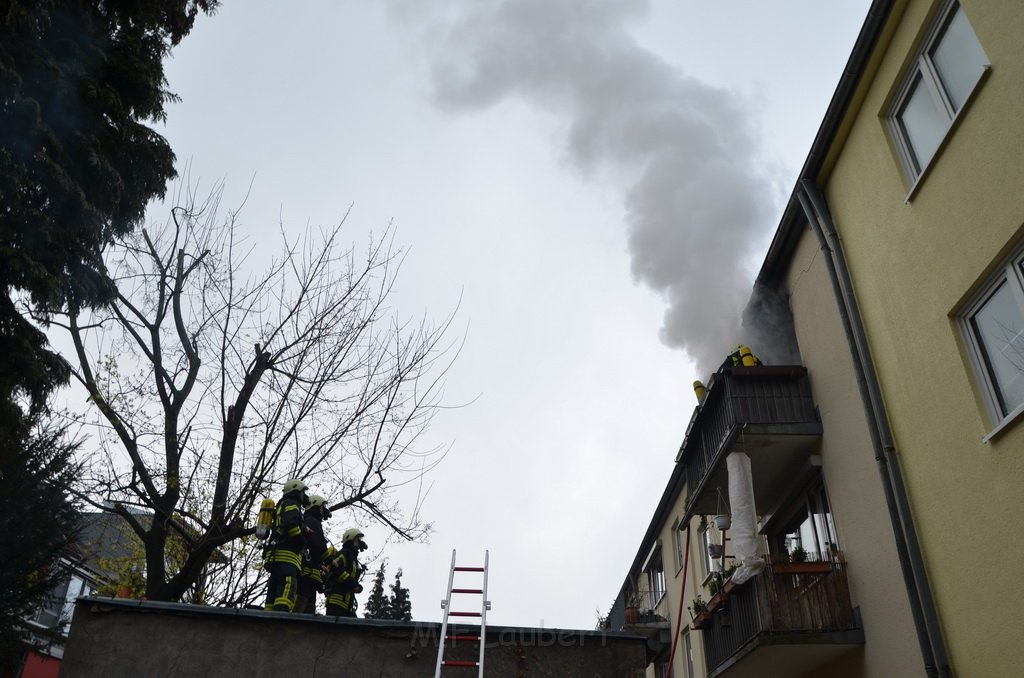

left=959, top=244, right=1024, bottom=440
left=886, top=0, right=989, bottom=193
left=683, top=630, right=696, bottom=678
left=646, top=562, right=666, bottom=607
left=699, top=524, right=716, bottom=580
left=641, top=542, right=666, bottom=608
left=671, top=518, right=685, bottom=573
left=31, top=575, right=71, bottom=629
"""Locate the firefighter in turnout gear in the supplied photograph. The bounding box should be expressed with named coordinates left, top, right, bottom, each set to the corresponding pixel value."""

left=263, top=478, right=310, bottom=612
left=720, top=344, right=762, bottom=372
left=324, top=528, right=367, bottom=617
left=294, top=495, right=332, bottom=613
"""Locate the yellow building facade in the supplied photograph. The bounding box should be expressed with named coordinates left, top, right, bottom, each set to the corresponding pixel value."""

left=818, top=0, right=1024, bottom=673
left=610, top=0, right=1024, bottom=675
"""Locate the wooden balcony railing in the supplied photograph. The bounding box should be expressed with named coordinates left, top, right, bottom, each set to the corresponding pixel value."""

left=699, top=561, right=857, bottom=675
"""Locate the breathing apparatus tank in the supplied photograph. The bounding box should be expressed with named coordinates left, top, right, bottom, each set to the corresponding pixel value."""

left=255, top=498, right=276, bottom=540
left=693, top=380, right=706, bottom=404
left=738, top=345, right=759, bottom=366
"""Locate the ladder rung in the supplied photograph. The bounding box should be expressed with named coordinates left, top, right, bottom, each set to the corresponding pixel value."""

left=435, top=550, right=489, bottom=678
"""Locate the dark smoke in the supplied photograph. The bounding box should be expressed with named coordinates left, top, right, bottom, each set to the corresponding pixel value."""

left=742, top=282, right=801, bottom=366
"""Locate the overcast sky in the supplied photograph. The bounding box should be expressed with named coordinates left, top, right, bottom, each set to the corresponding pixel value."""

left=153, top=0, right=871, bottom=629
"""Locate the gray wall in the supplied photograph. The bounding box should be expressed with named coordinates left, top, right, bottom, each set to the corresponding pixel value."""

left=61, top=598, right=647, bottom=677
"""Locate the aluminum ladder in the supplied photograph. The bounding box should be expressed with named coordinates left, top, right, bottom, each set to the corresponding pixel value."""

left=433, top=549, right=490, bottom=677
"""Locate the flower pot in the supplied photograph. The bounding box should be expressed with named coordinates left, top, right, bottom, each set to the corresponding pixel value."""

left=708, top=543, right=724, bottom=559
left=714, top=514, right=731, bottom=530
left=624, top=606, right=640, bottom=625
left=772, top=561, right=832, bottom=575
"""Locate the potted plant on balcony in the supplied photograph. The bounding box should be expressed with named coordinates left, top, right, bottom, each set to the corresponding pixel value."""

left=772, top=546, right=833, bottom=575
left=624, top=587, right=642, bottom=625
left=689, top=595, right=711, bottom=629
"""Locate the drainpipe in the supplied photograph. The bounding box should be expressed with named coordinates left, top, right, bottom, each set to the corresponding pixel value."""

left=797, top=180, right=951, bottom=678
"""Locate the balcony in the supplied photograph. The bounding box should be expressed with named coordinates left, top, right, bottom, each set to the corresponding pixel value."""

left=679, top=366, right=821, bottom=516
left=621, top=589, right=671, bottom=637
left=697, top=561, right=862, bottom=677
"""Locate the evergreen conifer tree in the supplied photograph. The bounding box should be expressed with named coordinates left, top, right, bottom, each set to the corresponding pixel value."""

left=388, top=568, right=413, bottom=622
left=362, top=562, right=391, bottom=620
left=0, top=1, right=216, bottom=667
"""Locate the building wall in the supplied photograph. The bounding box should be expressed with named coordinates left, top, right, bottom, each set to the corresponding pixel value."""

left=62, top=599, right=648, bottom=678
left=783, top=226, right=921, bottom=678
left=662, top=508, right=720, bottom=677
left=823, top=0, right=1024, bottom=672
left=642, top=238, right=925, bottom=676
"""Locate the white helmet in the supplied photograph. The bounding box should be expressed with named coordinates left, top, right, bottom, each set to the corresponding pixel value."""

left=308, top=495, right=331, bottom=519
left=282, top=478, right=307, bottom=495
left=342, top=528, right=367, bottom=551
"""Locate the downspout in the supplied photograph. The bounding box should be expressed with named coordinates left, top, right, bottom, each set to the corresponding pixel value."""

left=798, top=179, right=951, bottom=677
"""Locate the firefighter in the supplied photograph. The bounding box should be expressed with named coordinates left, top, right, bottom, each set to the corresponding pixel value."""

left=324, top=528, right=367, bottom=618
left=294, top=495, right=332, bottom=614
left=263, top=478, right=310, bottom=612
left=720, top=344, right=762, bottom=372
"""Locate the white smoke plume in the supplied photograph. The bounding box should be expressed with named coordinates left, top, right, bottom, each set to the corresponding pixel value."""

left=399, top=0, right=776, bottom=376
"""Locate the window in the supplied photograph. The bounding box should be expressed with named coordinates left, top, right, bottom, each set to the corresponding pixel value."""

left=960, top=248, right=1024, bottom=432
left=32, top=576, right=71, bottom=629
left=764, top=475, right=838, bottom=562
left=640, top=542, right=666, bottom=609
left=888, top=0, right=988, bottom=182
left=699, top=525, right=713, bottom=577
left=646, top=558, right=666, bottom=606
left=671, top=519, right=684, bottom=571
left=31, top=572, right=91, bottom=631
left=683, top=631, right=696, bottom=677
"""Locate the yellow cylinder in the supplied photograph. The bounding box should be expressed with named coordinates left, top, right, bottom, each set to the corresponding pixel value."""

left=738, top=345, right=758, bottom=367
left=693, top=380, right=706, bottom=404
left=255, top=498, right=275, bottom=540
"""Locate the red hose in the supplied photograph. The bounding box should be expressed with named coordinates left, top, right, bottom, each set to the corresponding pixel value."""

left=665, top=524, right=692, bottom=676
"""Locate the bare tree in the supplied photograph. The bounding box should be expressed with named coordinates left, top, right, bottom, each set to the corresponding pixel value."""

left=50, top=184, right=456, bottom=603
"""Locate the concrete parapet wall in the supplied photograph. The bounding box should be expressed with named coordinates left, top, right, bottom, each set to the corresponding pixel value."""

left=62, top=597, right=647, bottom=677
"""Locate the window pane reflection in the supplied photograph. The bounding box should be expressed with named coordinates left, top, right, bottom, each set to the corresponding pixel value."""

left=931, top=6, right=988, bottom=110
left=971, top=279, right=1024, bottom=415
left=899, top=74, right=946, bottom=171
